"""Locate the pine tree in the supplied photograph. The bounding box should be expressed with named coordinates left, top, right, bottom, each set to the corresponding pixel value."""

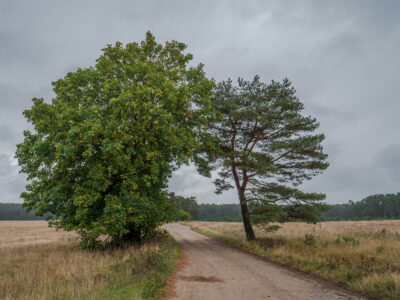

left=210, top=76, right=329, bottom=240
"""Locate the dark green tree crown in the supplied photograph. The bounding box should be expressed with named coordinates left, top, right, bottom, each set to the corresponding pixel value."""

left=16, top=32, right=216, bottom=241
left=210, top=76, right=329, bottom=223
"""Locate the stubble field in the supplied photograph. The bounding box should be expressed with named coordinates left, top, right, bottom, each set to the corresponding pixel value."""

left=184, top=220, right=400, bottom=300
left=0, top=221, right=179, bottom=300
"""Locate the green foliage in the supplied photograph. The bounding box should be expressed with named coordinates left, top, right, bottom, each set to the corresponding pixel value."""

left=341, top=236, right=359, bottom=245
left=333, top=236, right=341, bottom=245
left=250, top=203, right=288, bottom=224
left=303, top=233, right=316, bottom=246
left=176, top=209, right=191, bottom=221
left=97, top=230, right=180, bottom=300
left=15, top=32, right=216, bottom=243
left=209, top=76, right=329, bottom=239
left=285, top=203, right=330, bottom=223
left=198, top=203, right=242, bottom=221
left=264, top=225, right=282, bottom=233
left=334, top=235, right=360, bottom=246
left=168, top=192, right=199, bottom=219
left=78, top=229, right=104, bottom=250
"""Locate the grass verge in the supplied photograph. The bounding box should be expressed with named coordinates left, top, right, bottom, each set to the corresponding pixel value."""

left=0, top=228, right=179, bottom=300
left=184, top=221, right=400, bottom=300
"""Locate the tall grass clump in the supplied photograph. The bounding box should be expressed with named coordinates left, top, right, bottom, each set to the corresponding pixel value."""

left=0, top=222, right=179, bottom=300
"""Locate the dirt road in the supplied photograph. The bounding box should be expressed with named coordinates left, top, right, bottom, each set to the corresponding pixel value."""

left=165, top=223, right=366, bottom=300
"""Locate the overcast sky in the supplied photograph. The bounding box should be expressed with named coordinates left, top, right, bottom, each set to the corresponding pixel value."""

left=1, top=0, right=399, bottom=204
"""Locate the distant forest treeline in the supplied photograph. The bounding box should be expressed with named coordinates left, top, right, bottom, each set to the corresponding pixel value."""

left=172, top=193, right=400, bottom=222
left=322, top=193, right=400, bottom=220
left=167, top=193, right=242, bottom=221
left=3, top=193, right=400, bottom=221
left=198, top=204, right=242, bottom=221
left=0, top=203, right=48, bottom=220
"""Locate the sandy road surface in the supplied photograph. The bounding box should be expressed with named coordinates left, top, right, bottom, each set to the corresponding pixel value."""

left=165, top=223, right=366, bottom=300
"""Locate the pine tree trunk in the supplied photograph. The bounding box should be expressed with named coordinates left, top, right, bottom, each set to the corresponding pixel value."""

left=239, top=190, right=256, bottom=241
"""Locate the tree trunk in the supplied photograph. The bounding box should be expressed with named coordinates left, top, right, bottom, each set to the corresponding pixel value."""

left=239, top=190, right=256, bottom=241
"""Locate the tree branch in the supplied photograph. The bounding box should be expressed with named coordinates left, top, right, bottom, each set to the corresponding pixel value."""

left=272, top=150, right=291, bottom=162
left=230, top=118, right=242, bottom=191
left=247, top=126, right=286, bottom=154
left=209, top=124, right=234, bottom=134
left=244, top=120, right=258, bottom=152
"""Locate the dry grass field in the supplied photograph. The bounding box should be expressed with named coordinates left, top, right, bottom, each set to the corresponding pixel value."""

left=184, top=220, right=400, bottom=300
left=0, top=221, right=179, bottom=300
left=0, top=221, right=77, bottom=248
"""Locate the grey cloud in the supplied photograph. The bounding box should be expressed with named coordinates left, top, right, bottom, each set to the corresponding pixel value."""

left=303, top=143, right=400, bottom=203
left=376, top=144, right=400, bottom=183
left=169, top=166, right=237, bottom=204
left=0, top=154, right=26, bottom=203
left=0, top=125, right=17, bottom=145
left=1, top=0, right=399, bottom=204
left=0, top=83, right=38, bottom=154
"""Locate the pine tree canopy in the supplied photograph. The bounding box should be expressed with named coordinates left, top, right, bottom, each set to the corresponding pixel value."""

left=210, top=76, right=329, bottom=240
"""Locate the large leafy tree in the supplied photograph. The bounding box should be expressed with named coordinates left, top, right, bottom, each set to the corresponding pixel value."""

left=210, top=76, right=329, bottom=240
left=16, top=32, right=215, bottom=243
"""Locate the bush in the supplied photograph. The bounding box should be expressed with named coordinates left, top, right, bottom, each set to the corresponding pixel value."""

left=304, top=233, right=316, bottom=246
left=177, top=209, right=191, bottom=221
left=265, top=225, right=282, bottom=233
left=334, top=235, right=360, bottom=246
